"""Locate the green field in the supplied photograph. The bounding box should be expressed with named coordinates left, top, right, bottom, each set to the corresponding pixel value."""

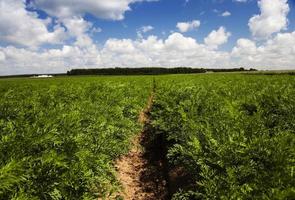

left=151, top=74, right=295, bottom=199
left=0, top=74, right=294, bottom=200
left=0, top=76, right=153, bottom=199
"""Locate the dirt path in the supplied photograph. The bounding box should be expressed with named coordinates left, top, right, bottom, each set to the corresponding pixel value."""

left=114, top=94, right=167, bottom=200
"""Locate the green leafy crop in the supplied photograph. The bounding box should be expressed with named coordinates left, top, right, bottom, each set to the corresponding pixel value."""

left=0, top=76, right=152, bottom=200
left=150, top=74, right=295, bottom=200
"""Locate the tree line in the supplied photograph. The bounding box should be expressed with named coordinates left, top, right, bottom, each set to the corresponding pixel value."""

left=67, top=67, right=256, bottom=76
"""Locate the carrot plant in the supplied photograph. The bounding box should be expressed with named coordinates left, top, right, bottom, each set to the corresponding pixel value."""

left=151, top=74, right=295, bottom=199
left=1, top=74, right=294, bottom=200
left=0, top=76, right=152, bottom=199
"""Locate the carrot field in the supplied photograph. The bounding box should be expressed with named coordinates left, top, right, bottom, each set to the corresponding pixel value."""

left=0, top=74, right=294, bottom=200
left=151, top=74, right=295, bottom=199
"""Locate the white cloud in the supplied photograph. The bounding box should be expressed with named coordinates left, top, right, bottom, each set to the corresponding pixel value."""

left=32, top=0, right=158, bottom=20
left=204, top=27, right=231, bottom=49
left=221, top=11, right=231, bottom=17
left=1, top=29, right=295, bottom=75
left=101, top=33, right=231, bottom=68
left=0, top=0, right=110, bottom=49
left=232, top=38, right=257, bottom=57
left=248, top=0, right=290, bottom=39
left=0, top=0, right=156, bottom=49
left=62, top=17, right=95, bottom=47
left=104, top=39, right=136, bottom=54
left=0, top=51, right=5, bottom=62
left=0, top=0, right=67, bottom=47
left=232, top=31, right=295, bottom=69
left=176, top=20, right=201, bottom=33
left=137, top=25, right=154, bottom=38
left=141, top=26, right=154, bottom=33
left=0, top=32, right=232, bottom=75
left=0, top=45, right=101, bottom=75
left=91, top=27, right=102, bottom=33
left=165, top=33, right=198, bottom=50
left=62, top=17, right=92, bottom=37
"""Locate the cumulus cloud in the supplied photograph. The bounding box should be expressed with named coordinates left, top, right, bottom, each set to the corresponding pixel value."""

left=0, top=32, right=232, bottom=75
left=0, top=0, right=67, bottom=47
left=232, top=31, right=295, bottom=69
left=32, top=0, right=158, bottom=20
left=62, top=17, right=95, bottom=47
left=141, top=26, right=154, bottom=33
left=176, top=20, right=201, bottom=33
left=1, top=29, right=295, bottom=75
left=137, top=25, right=154, bottom=38
left=232, top=38, right=257, bottom=56
left=101, top=33, right=231, bottom=68
left=0, top=45, right=101, bottom=75
left=248, top=0, right=290, bottom=39
left=221, top=11, right=231, bottom=17
left=0, top=0, right=158, bottom=48
left=204, top=27, right=231, bottom=49
left=0, top=51, right=5, bottom=62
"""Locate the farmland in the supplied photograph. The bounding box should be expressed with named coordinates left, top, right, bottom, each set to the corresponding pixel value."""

left=0, top=76, right=153, bottom=199
left=151, top=74, right=295, bottom=199
left=0, top=74, right=295, bottom=200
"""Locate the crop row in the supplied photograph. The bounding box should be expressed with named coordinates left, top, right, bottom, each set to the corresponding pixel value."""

left=150, top=74, right=295, bottom=199
left=0, top=77, right=152, bottom=200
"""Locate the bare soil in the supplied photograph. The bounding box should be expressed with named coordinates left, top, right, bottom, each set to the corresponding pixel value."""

left=114, top=94, right=168, bottom=200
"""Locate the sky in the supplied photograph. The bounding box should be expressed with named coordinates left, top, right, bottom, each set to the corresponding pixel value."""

left=0, top=0, right=295, bottom=75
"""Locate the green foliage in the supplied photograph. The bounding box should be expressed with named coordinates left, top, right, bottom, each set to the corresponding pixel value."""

left=0, top=76, right=152, bottom=199
left=1, top=74, right=294, bottom=199
left=151, top=74, right=295, bottom=200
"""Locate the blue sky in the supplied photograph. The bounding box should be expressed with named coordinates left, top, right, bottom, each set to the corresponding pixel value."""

left=0, top=0, right=295, bottom=75
left=29, top=0, right=262, bottom=49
